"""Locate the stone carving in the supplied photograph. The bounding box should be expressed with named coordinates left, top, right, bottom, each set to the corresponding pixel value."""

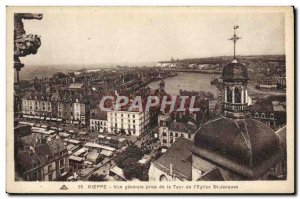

left=14, top=13, right=43, bottom=82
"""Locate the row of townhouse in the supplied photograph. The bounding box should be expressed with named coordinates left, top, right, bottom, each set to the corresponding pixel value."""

left=16, top=138, right=69, bottom=181
left=21, top=92, right=91, bottom=124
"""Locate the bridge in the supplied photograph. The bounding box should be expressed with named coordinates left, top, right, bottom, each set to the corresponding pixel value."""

left=161, top=68, right=222, bottom=74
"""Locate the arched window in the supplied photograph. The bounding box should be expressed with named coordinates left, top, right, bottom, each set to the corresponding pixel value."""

left=234, top=87, right=241, bottom=103
left=255, top=112, right=259, bottom=118
left=270, top=113, right=274, bottom=119
left=224, top=86, right=229, bottom=102
left=261, top=113, right=265, bottom=119
left=159, top=174, right=168, bottom=181
left=227, top=87, right=232, bottom=103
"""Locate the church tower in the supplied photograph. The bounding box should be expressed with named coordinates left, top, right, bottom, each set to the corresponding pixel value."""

left=222, top=25, right=249, bottom=119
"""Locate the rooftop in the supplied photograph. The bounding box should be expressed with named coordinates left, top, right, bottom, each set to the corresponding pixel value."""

left=68, top=83, right=84, bottom=89
left=152, top=138, right=193, bottom=180
left=193, top=115, right=282, bottom=179
left=169, top=121, right=197, bottom=134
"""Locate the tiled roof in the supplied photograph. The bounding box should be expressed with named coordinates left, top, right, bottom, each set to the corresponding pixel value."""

left=35, top=143, right=53, bottom=164
left=17, top=150, right=42, bottom=172
left=20, top=133, right=42, bottom=146
left=47, top=139, right=67, bottom=155
left=90, top=111, right=107, bottom=120
left=197, top=168, right=225, bottom=181
left=169, top=121, right=197, bottom=134
left=152, top=138, right=193, bottom=180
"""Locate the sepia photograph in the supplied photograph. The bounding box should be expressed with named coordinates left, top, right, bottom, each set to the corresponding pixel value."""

left=6, top=6, right=294, bottom=194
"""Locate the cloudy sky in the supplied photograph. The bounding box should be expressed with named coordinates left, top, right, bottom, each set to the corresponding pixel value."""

left=19, top=7, right=285, bottom=66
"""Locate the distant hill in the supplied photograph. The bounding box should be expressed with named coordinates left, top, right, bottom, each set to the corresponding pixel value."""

left=159, top=55, right=285, bottom=65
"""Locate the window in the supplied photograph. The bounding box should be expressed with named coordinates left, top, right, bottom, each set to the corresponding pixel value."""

left=162, top=139, right=167, bottom=143
left=31, top=172, right=37, bottom=181
left=181, top=134, right=184, bottom=137
left=60, top=159, right=64, bottom=167
left=121, top=114, right=123, bottom=117
left=170, top=132, right=173, bottom=136
left=133, top=115, right=135, bottom=118
left=48, top=173, right=53, bottom=181
left=227, top=87, right=232, bottom=103
left=270, top=113, right=274, bottom=119
left=48, top=165, right=52, bottom=172
left=234, top=87, right=241, bottom=103
left=159, top=174, right=168, bottom=181
left=162, top=132, right=167, bottom=136
left=175, top=133, right=178, bottom=137
left=261, top=113, right=265, bottom=119
left=255, top=112, right=259, bottom=118
left=133, top=120, right=135, bottom=123
left=188, top=134, right=191, bottom=139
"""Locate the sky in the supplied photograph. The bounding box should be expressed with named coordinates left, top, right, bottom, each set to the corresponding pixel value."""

left=19, top=7, right=285, bottom=67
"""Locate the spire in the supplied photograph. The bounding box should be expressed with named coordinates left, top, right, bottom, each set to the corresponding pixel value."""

left=228, top=25, right=241, bottom=60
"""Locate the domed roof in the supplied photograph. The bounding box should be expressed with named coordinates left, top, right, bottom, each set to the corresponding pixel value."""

left=222, top=60, right=248, bottom=81
left=193, top=115, right=280, bottom=169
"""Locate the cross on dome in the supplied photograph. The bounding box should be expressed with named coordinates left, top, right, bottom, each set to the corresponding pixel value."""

left=228, top=25, right=242, bottom=60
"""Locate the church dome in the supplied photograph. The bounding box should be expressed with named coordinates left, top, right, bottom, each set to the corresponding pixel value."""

left=222, top=60, right=248, bottom=81
left=193, top=115, right=280, bottom=168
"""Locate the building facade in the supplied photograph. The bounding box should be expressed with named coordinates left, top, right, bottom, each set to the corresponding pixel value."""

left=22, top=93, right=52, bottom=116
left=16, top=138, right=69, bottom=181
left=158, top=114, right=197, bottom=148
left=107, top=110, right=150, bottom=137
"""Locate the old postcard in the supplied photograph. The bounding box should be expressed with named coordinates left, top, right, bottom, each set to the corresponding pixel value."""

left=6, top=6, right=294, bottom=194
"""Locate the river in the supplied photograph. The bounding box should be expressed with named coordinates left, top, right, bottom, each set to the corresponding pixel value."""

left=148, top=72, right=220, bottom=97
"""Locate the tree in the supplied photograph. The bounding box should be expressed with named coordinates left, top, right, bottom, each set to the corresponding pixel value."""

left=122, top=158, right=143, bottom=180
left=115, top=145, right=144, bottom=169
